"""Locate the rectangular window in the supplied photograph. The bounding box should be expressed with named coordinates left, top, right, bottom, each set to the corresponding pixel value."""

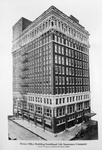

left=59, top=98, right=61, bottom=104
left=72, top=59, right=74, bottom=66
left=59, top=66, right=61, bottom=74
left=66, top=48, right=68, bottom=56
left=59, top=87, right=62, bottom=94
left=62, top=66, right=65, bottom=74
left=69, top=49, right=71, bottom=57
left=72, top=68, right=74, bottom=76
left=69, top=58, right=71, bottom=66
left=55, top=44, right=57, bottom=53
left=62, top=87, right=65, bottom=93
left=58, top=37, right=60, bottom=43
left=66, top=67, right=69, bottom=75
left=69, top=68, right=71, bottom=75
left=66, top=58, right=69, bottom=65
left=72, top=50, right=74, bottom=58
left=62, top=77, right=65, bottom=85
left=66, top=87, right=69, bottom=93
left=66, top=77, right=69, bottom=85
left=56, top=99, right=58, bottom=104
left=55, top=76, right=58, bottom=85
left=55, top=87, right=58, bottom=94
left=55, top=65, right=58, bottom=74
left=58, top=56, right=61, bottom=64
left=62, top=47, right=64, bottom=55
left=59, top=76, right=61, bottom=85
left=62, top=57, right=64, bottom=65
left=58, top=45, right=61, bottom=53
left=55, top=55, right=58, bottom=63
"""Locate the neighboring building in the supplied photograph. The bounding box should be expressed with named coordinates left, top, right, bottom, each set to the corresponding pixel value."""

left=12, top=6, right=91, bottom=134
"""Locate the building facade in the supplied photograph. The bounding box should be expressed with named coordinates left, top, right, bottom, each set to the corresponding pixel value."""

left=12, top=6, right=91, bottom=133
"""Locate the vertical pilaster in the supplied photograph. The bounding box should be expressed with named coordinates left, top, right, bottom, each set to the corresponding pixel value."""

left=42, top=106, right=45, bottom=131
left=65, top=105, right=67, bottom=130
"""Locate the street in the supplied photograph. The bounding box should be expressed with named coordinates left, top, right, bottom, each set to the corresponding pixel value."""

left=8, top=120, right=44, bottom=140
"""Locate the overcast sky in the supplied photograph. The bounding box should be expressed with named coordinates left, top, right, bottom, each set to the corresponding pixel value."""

left=0, top=0, right=102, bottom=148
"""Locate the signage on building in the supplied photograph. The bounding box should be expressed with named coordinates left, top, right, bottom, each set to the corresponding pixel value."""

left=44, top=119, right=51, bottom=125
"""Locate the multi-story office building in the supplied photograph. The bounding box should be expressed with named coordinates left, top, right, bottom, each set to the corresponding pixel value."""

left=12, top=6, right=91, bottom=133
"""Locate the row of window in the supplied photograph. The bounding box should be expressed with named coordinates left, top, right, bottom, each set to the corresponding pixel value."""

left=55, top=55, right=89, bottom=68
left=55, top=76, right=89, bottom=86
left=53, top=27, right=88, bottom=45
left=54, top=44, right=89, bottom=61
left=55, top=85, right=89, bottom=94
left=55, top=96, right=90, bottom=105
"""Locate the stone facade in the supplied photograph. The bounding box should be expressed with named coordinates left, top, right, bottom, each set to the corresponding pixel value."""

left=12, top=6, right=90, bottom=133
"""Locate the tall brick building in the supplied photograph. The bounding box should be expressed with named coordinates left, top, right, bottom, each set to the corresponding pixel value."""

left=12, top=6, right=92, bottom=133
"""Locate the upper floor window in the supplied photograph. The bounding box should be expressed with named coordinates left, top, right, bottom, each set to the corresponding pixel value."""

left=55, top=44, right=57, bottom=53
left=66, top=48, right=68, bottom=56
left=55, top=65, right=58, bottom=74
left=62, top=67, right=65, bottom=74
left=58, top=56, right=61, bottom=64
left=62, top=57, right=64, bottom=65
left=58, top=45, right=61, bottom=54
left=55, top=55, right=58, bottom=63
left=62, top=47, right=64, bottom=55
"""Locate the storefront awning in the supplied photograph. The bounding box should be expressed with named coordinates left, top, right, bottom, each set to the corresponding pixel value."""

left=84, top=112, right=96, bottom=117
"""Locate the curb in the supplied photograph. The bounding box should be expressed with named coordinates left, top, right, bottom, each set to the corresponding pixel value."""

left=9, top=119, right=47, bottom=141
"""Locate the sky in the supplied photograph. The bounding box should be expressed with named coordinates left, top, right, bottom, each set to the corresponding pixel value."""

left=0, top=0, right=102, bottom=149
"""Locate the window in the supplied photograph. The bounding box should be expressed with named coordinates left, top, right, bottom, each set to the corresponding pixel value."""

left=69, top=49, right=71, bottom=57
left=66, top=58, right=69, bottom=65
left=62, top=38, right=64, bottom=44
left=72, top=59, right=74, bottom=66
left=67, top=97, right=69, bottom=102
left=62, top=47, right=64, bottom=54
left=72, top=50, right=74, bottom=58
left=55, top=44, right=57, bottom=53
left=72, top=68, right=74, bottom=76
left=59, top=98, right=61, bottom=104
left=59, top=66, right=61, bottom=74
left=62, top=57, right=64, bottom=65
left=36, top=106, right=42, bottom=114
left=66, top=48, right=68, bottom=56
left=66, top=77, right=69, bottom=85
left=66, top=67, right=69, bottom=75
left=44, top=108, right=52, bottom=117
left=62, top=77, right=65, bottom=85
left=69, top=58, right=71, bottom=66
left=56, top=99, right=58, bottom=104
left=55, top=76, right=58, bottom=85
left=59, top=76, right=61, bottom=85
left=55, top=65, right=58, bottom=74
left=62, top=87, right=65, bottom=93
left=57, top=107, right=65, bottom=117
left=62, top=67, right=65, bottom=74
left=66, top=87, right=69, bottom=93
left=69, top=68, right=71, bottom=75
left=63, top=98, right=65, bottom=103
left=50, top=99, right=52, bottom=104
left=58, top=56, right=61, bottom=64
left=58, top=45, right=61, bottom=53
left=55, top=87, right=58, bottom=94
left=55, top=55, right=58, bottom=63
left=59, top=87, right=62, bottom=94
left=58, top=37, right=60, bottom=43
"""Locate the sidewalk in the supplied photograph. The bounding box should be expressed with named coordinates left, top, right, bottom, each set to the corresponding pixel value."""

left=12, top=118, right=83, bottom=140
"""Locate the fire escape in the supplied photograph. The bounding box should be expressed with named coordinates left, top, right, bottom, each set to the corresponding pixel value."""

left=20, top=49, right=29, bottom=118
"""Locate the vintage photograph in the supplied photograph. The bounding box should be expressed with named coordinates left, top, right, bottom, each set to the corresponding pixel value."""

left=0, top=0, right=102, bottom=149
left=8, top=5, right=98, bottom=141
